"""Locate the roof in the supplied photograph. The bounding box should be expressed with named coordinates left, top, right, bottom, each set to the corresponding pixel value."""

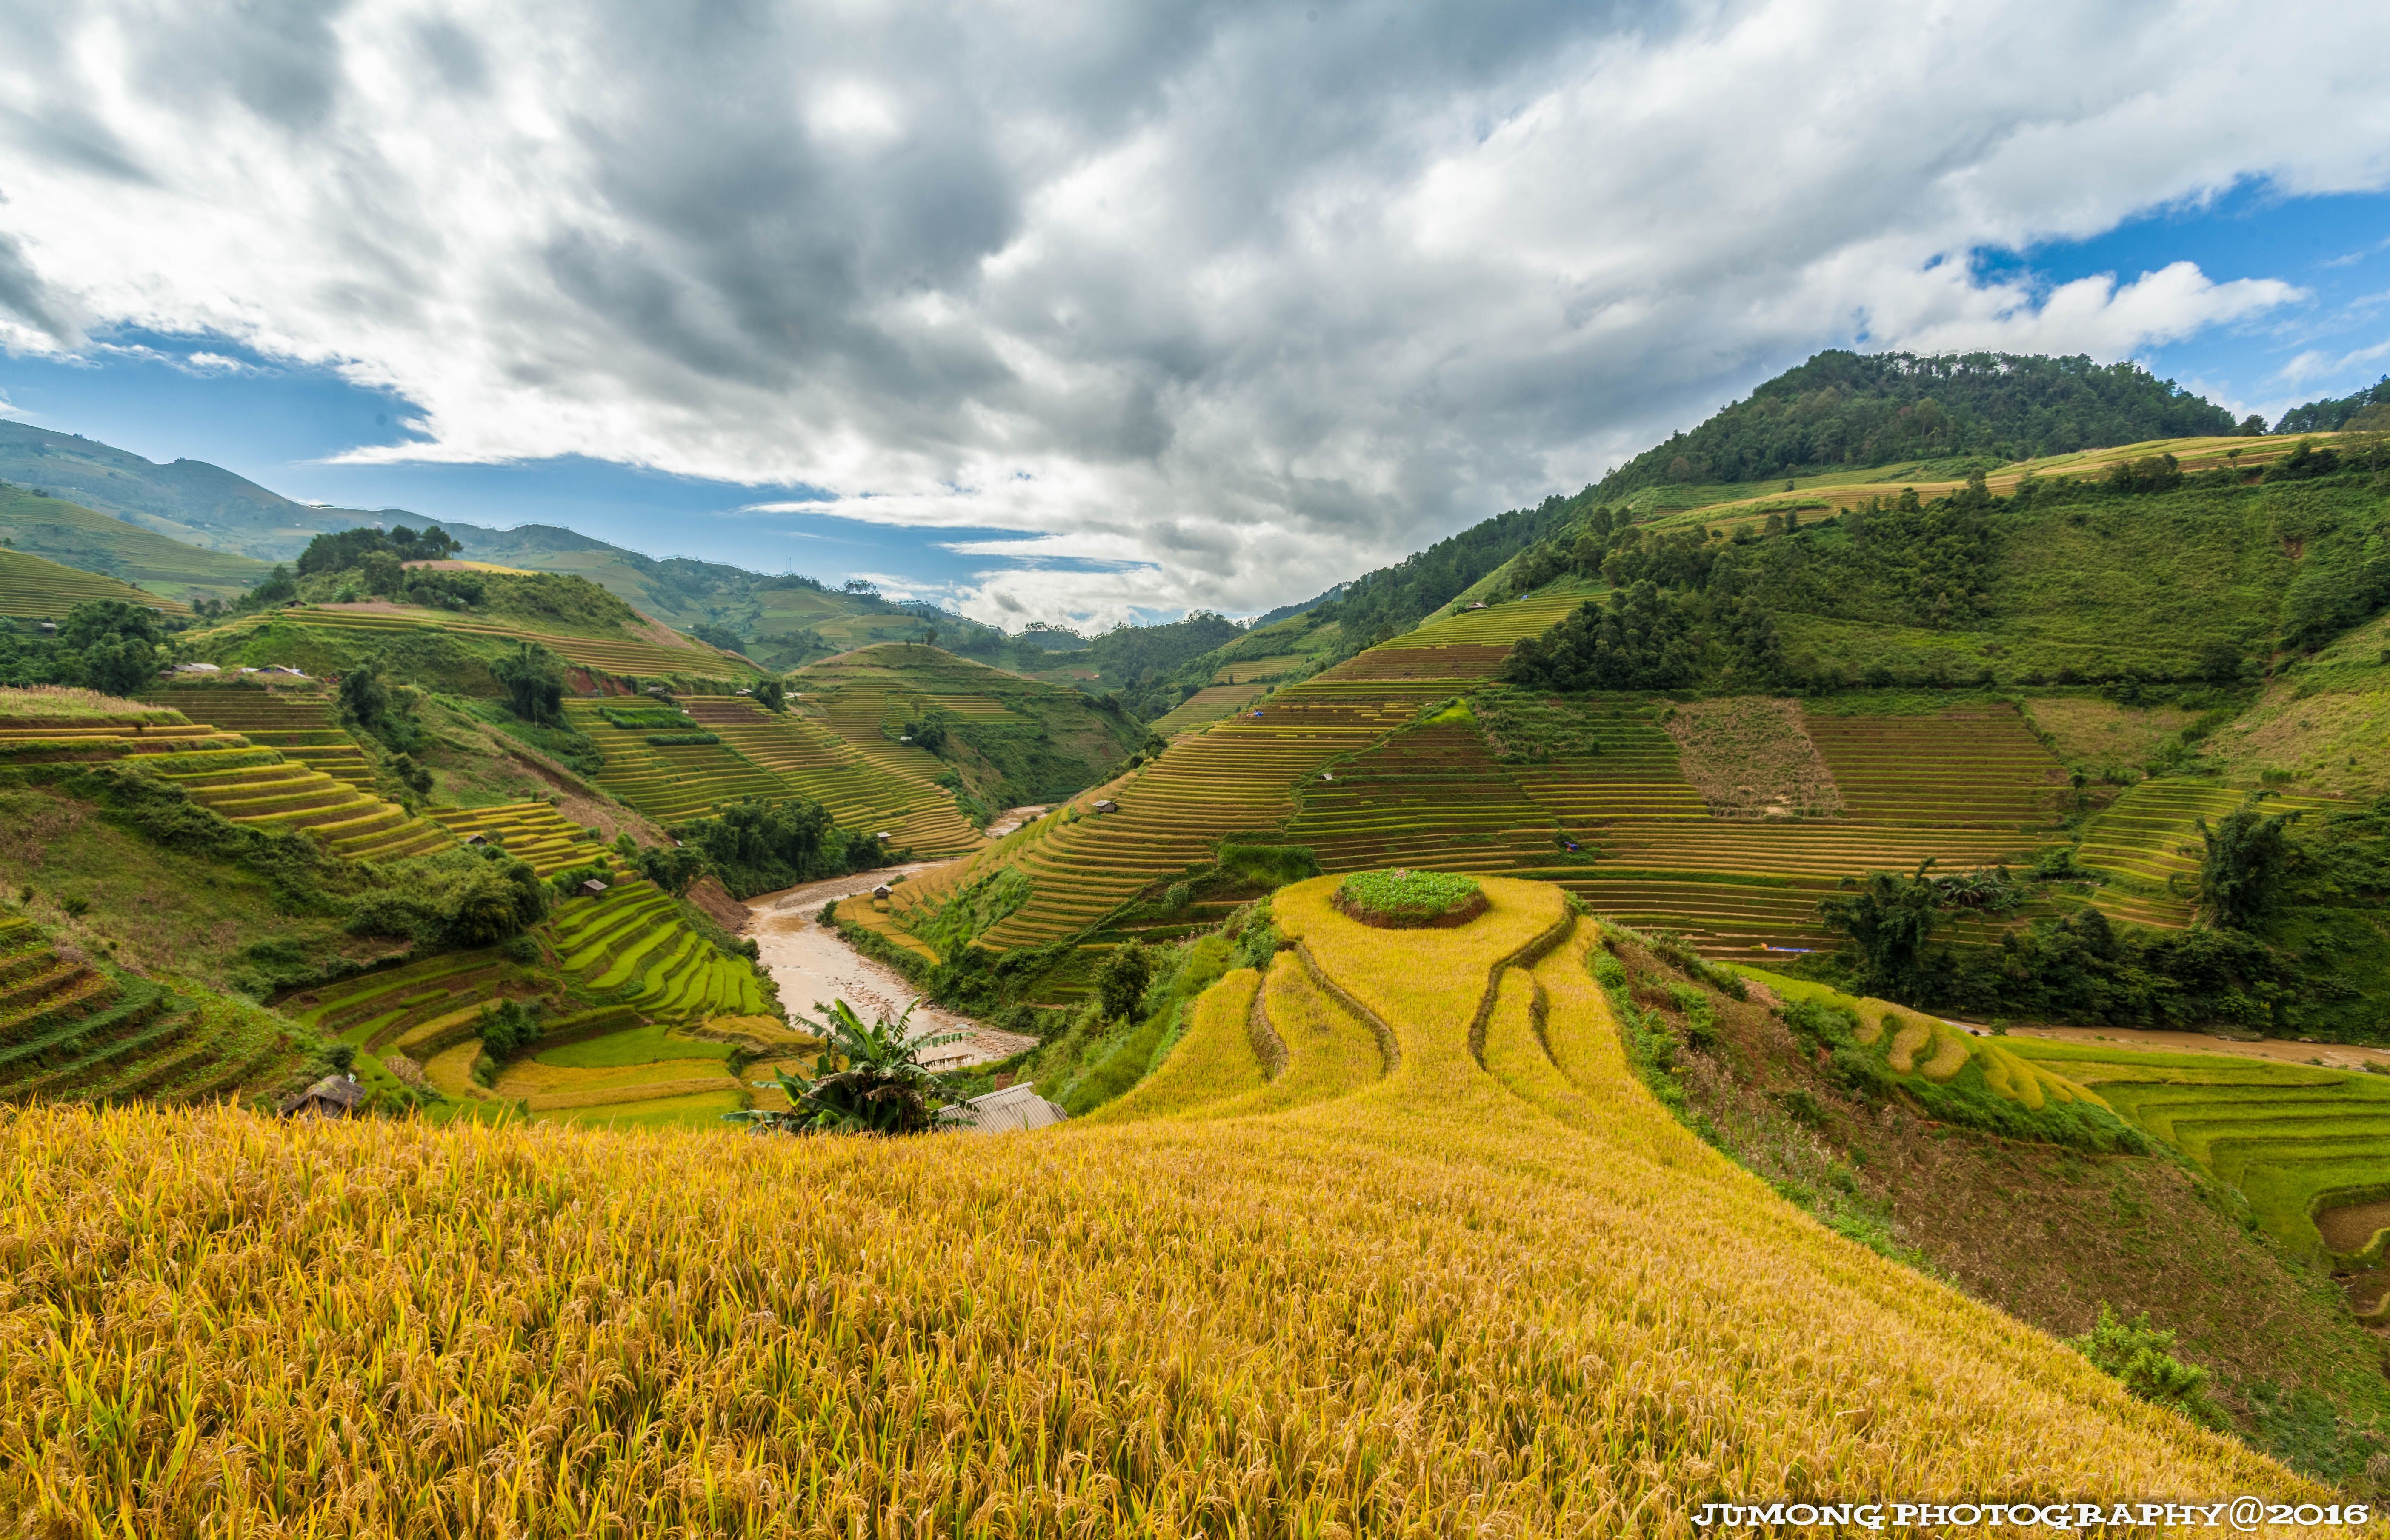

left=941, top=1082, right=1069, bottom=1134
left=279, top=1074, right=366, bottom=1114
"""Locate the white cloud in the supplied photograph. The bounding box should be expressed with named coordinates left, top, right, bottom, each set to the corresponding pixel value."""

left=0, top=0, right=2383, bottom=625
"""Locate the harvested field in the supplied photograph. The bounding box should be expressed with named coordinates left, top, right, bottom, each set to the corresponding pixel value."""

left=1661, top=696, right=1844, bottom=817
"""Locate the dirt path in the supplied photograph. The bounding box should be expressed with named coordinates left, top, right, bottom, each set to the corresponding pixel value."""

left=2005, top=1023, right=2390, bottom=1074
left=743, top=867, right=1036, bottom=1069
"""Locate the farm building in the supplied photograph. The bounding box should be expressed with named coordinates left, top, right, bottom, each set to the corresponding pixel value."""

left=279, top=1074, right=365, bottom=1119
left=941, top=1083, right=1068, bottom=1134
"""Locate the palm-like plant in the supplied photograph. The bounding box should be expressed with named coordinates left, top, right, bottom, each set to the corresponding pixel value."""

left=726, top=999, right=970, bottom=1135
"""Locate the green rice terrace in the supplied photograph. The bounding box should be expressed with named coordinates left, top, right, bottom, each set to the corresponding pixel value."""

left=277, top=810, right=803, bottom=1129
left=0, top=546, right=191, bottom=621
left=185, top=600, right=759, bottom=686
left=0, top=692, right=449, bottom=861
left=0, top=911, right=294, bottom=1106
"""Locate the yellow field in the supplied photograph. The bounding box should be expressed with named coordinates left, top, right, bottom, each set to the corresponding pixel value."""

left=0, top=877, right=2327, bottom=1532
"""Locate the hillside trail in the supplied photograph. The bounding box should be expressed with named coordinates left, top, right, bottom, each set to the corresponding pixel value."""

left=743, top=865, right=1035, bottom=1070
left=2007, top=1023, right=2390, bottom=1074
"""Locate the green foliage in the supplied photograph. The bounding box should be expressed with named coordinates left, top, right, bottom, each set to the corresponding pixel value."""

left=912, top=868, right=1032, bottom=955
left=643, top=731, right=720, bottom=746
left=2067, top=1305, right=2229, bottom=1429
left=1595, top=350, right=2236, bottom=493
left=1095, top=942, right=1155, bottom=1023
left=2262, top=438, right=2342, bottom=483
left=2196, top=803, right=2299, bottom=929
left=343, top=848, right=550, bottom=949
left=596, top=705, right=689, bottom=730
left=669, top=797, right=879, bottom=899
left=1504, top=580, right=1699, bottom=691
left=1815, top=861, right=1944, bottom=999
left=1213, top=842, right=1322, bottom=891
left=632, top=844, right=709, bottom=897
left=492, top=641, right=566, bottom=726
left=690, top=622, right=747, bottom=655
left=1333, top=868, right=1484, bottom=925
left=729, top=999, right=966, bottom=1136
left=475, top=997, right=542, bottom=1058
left=337, top=663, right=391, bottom=729
left=295, top=523, right=461, bottom=576
left=752, top=678, right=785, bottom=712
left=2274, top=375, right=2390, bottom=434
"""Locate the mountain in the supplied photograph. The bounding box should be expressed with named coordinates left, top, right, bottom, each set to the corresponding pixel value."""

left=0, top=418, right=387, bottom=560
left=1594, top=350, right=2247, bottom=495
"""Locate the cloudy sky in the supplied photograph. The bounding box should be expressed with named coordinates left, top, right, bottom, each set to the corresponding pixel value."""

left=1, top=0, right=2387, bottom=629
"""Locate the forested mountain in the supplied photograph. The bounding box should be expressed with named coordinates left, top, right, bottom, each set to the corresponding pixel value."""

left=1593, top=351, right=2246, bottom=494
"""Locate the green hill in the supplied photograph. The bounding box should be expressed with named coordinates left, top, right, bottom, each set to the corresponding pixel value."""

left=0, top=418, right=387, bottom=560
left=0, top=483, right=273, bottom=603
left=1595, top=349, right=2247, bottom=494
left=0, top=546, right=192, bottom=619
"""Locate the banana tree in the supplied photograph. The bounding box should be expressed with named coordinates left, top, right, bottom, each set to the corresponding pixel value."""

left=726, top=998, right=971, bottom=1135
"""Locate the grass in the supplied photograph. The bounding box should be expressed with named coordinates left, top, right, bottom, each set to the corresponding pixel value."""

left=0, top=876, right=2323, bottom=1530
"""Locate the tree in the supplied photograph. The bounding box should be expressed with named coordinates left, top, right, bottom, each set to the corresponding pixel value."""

left=1816, top=860, right=1944, bottom=999
left=1095, top=941, right=1153, bottom=1022
left=492, top=641, right=566, bottom=725
left=728, top=999, right=967, bottom=1135
left=753, top=677, right=786, bottom=712
left=2194, top=804, right=2298, bottom=929
left=633, top=843, right=709, bottom=896
left=59, top=600, right=167, bottom=696
left=338, top=663, right=390, bottom=729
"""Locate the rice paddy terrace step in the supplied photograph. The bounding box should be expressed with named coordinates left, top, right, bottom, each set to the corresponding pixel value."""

left=2075, top=780, right=2348, bottom=889
left=1801, top=706, right=2068, bottom=828
left=142, top=689, right=380, bottom=791
left=428, top=800, right=613, bottom=876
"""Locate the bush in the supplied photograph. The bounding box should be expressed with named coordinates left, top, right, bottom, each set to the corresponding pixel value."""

left=493, top=642, right=567, bottom=726
left=2067, top=1304, right=2228, bottom=1429
left=1333, top=868, right=1486, bottom=928
left=476, top=999, right=542, bottom=1058
left=1096, top=942, right=1155, bottom=1023
left=344, top=849, right=550, bottom=949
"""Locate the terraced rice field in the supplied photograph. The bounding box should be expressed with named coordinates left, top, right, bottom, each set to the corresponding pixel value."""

left=141, top=685, right=378, bottom=790
left=679, top=698, right=982, bottom=854
left=0, top=714, right=450, bottom=861
left=286, top=871, right=785, bottom=1125
left=1148, top=682, right=1263, bottom=735
left=197, top=604, right=756, bottom=680
left=0, top=548, right=189, bottom=619
left=426, top=800, right=612, bottom=875
left=3, top=879, right=2307, bottom=1531
left=2005, top=1037, right=2390, bottom=1267
left=1801, top=706, right=2066, bottom=828
left=2074, top=779, right=2350, bottom=929
left=565, top=699, right=790, bottom=823
left=0, top=914, right=289, bottom=1105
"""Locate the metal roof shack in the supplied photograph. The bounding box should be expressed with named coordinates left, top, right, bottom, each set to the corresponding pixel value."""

left=940, top=1083, right=1069, bottom=1134
left=279, top=1074, right=365, bottom=1119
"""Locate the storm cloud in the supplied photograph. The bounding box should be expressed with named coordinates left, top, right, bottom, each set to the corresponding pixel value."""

left=0, top=0, right=2380, bottom=623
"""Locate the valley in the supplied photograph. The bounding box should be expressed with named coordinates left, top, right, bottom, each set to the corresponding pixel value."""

left=6, top=352, right=2390, bottom=1519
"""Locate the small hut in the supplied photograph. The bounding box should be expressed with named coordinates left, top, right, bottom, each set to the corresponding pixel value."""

left=871, top=884, right=892, bottom=900
left=280, top=1074, right=365, bottom=1119
left=1092, top=798, right=1118, bottom=814
left=941, top=1083, right=1069, bottom=1134
left=580, top=878, right=609, bottom=897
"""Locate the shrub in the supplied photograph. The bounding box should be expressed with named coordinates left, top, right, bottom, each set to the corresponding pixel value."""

left=2067, top=1305, right=2228, bottom=1429
left=1096, top=943, right=1155, bottom=1024
left=1333, top=869, right=1486, bottom=928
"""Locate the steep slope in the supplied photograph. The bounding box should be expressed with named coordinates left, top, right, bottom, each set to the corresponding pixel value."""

left=0, top=878, right=2319, bottom=1532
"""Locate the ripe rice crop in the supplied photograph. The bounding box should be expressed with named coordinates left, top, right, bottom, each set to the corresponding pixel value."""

left=0, top=875, right=2319, bottom=1532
